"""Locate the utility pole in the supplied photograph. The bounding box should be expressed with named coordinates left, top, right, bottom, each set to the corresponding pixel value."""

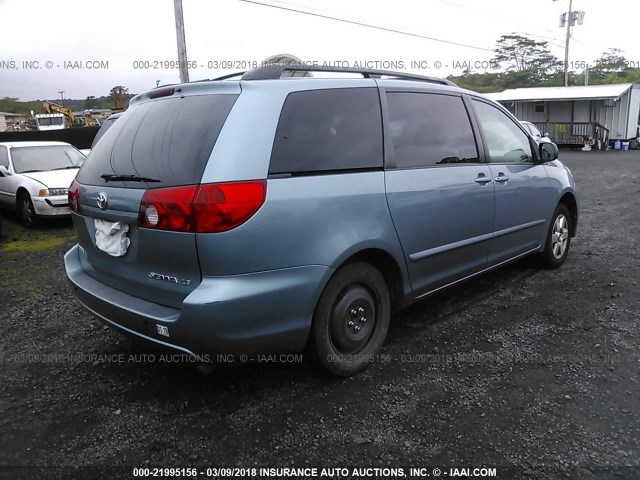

left=58, top=90, right=65, bottom=106
left=174, top=0, right=190, bottom=84
left=584, top=66, right=589, bottom=86
left=562, top=0, right=573, bottom=87
left=556, top=0, right=585, bottom=87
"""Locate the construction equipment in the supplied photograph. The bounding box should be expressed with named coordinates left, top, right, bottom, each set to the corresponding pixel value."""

left=42, top=101, right=77, bottom=127
left=34, top=113, right=66, bottom=131
left=41, top=101, right=99, bottom=128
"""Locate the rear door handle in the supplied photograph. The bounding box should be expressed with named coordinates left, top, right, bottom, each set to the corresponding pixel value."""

left=494, top=174, right=509, bottom=183
left=474, top=174, right=492, bottom=184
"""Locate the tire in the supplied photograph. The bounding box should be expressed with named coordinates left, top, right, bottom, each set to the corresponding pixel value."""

left=307, top=262, right=391, bottom=377
left=18, top=193, right=38, bottom=228
left=540, top=204, right=571, bottom=268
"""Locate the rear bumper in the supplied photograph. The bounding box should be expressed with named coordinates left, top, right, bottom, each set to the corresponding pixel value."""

left=64, top=244, right=333, bottom=356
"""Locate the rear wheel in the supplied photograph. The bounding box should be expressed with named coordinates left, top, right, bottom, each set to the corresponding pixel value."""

left=18, top=193, right=38, bottom=228
left=307, top=262, right=390, bottom=377
left=540, top=204, right=571, bottom=268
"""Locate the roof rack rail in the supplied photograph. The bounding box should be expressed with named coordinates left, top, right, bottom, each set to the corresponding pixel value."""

left=240, top=64, right=457, bottom=87
left=211, top=71, right=247, bottom=81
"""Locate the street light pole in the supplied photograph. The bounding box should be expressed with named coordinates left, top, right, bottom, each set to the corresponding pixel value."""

left=58, top=90, right=65, bottom=106
left=174, top=0, right=190, bottom=84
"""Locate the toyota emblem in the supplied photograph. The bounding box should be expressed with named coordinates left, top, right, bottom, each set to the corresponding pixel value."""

left=96, top=192, right=108, bottom=210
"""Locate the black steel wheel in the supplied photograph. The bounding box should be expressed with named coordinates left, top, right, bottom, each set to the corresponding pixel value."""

left=307, top=262, right=390, bottom=377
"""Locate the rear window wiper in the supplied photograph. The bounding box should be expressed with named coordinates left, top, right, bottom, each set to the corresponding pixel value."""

left=101, top=173, right=161, bottom=183
left=20, top=169, right=43, bottom=173
left=52, top=166, right=80, bottom=170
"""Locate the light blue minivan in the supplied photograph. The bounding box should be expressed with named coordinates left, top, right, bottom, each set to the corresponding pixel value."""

left=65, top=65, right=578, bottom=376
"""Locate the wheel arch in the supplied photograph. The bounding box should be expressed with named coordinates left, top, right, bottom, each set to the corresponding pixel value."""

left=334, top=247, right=408, bottom=312
left=15, top=186, right=31, bottom=210
left=558, top=191, right=578, bottom=237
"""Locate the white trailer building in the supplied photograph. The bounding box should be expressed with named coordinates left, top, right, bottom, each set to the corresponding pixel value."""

left=485, top=83, right=640, bottom=148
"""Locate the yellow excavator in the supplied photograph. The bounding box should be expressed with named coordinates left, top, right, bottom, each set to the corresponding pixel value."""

left=42, top=101, right=99, bottom=128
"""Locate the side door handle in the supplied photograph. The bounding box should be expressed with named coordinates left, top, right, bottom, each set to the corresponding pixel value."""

left=494, top=173, right=509, bottom=183
left=474, top=174, right=492, bottom=185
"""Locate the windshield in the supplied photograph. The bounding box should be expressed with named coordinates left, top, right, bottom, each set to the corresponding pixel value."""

left=11, top=145, right=85, bottom=173
left=529, top=124, right=542, bottom=137
left=37, top=117, right=64, bottom=126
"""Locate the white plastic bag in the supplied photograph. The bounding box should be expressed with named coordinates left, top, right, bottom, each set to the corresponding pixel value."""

left=95, top=219, right=130, bottom=257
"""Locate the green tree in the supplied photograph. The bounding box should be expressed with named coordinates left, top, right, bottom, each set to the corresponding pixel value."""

left=447, top=72, right=502, bottom=93
left=493, top=34, right=559, bottom=82
left=84, top=96, right=99, bottom=109
left=589, top=49, right=631, bottom=84
left=592, top=49, right=627, bottom=74
left=110, top=86, right=129, bottom=109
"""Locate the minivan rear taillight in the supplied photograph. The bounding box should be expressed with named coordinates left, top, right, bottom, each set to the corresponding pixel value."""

left=139, top=181, right=266, bottom=233
left=68, top=180, right=81, bottom=213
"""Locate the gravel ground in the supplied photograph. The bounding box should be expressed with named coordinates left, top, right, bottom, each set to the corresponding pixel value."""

left=1, top=150, right=639, bottom=479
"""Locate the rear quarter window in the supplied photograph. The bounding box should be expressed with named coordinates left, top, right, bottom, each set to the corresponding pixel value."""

left=76, top=94, right=238, bottom=188
left=269, top=88, right=383, bottom=175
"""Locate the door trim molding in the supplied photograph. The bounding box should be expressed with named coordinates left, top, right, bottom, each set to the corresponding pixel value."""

left=409, top=219, right=545, bottom=262
left=493, top=219, right=546, bottom=239
left=409, top=232, right=493, bottom=262
left=414, top=246, right=541, bottom=299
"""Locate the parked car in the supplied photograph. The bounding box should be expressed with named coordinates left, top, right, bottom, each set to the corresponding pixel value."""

left=64, top=66, right=578, bottom=376
left=88, top=112, right=122, bottom=152
left=76, top=113, right=123, bottom=157
left=520, top=120, right=552, bottom=144
left=0, top=141, right=85, bottom=227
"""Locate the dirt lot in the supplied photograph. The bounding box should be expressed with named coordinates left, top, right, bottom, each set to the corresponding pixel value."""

left=1, top=150, right=639, bottom=479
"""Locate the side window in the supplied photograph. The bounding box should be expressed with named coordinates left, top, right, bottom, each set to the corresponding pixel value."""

left=0, top=146, right=9, bottom=168
left=386, top=92, right=479, bottom=168
left=472, top=100, right=533, bottom=164
left=269, top=88, right=383, bottom=174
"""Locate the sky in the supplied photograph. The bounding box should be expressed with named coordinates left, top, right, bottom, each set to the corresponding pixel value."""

left=0, top=0, right=638, bottom=101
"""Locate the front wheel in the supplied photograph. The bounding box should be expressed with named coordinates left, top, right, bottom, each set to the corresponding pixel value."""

left=19, top=193, right=38, bottom=228
left=307, top=262, right=391, bottom=377
left=540, top=204, right=571, bottom=268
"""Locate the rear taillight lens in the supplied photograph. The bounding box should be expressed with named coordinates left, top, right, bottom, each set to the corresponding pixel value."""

left=139, top=181, right=266, bottom=233
left=139, top=185, right=198, bottom=232
left=193, top=181, right=266, bottom=233
left=68, top=180, right=81, bottom=213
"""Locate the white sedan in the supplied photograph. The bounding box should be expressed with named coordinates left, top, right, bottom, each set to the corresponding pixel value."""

left=0, top=141, right=86, bottom=227
left=519, top=121, right=553, bottom=145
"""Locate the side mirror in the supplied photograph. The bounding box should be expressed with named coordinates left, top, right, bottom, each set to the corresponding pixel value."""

left=0, top=165, right=10, bottom=177
left=544, top=132, right=550, bottom=138
left=539, top=142, right=559, bottom=162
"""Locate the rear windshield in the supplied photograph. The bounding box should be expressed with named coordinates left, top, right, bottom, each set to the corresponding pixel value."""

left=76, top=94, right=238, bottom=188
